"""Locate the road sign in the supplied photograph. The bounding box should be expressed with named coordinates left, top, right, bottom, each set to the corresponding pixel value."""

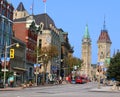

left=1, top=68, right=8, bottom=72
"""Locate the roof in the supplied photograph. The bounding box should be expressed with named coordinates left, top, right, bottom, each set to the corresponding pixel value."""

left=16, top=2, right=26, bottom=11
left=13, top=13, right=56, bottom=29
left=34, top=13, right=56, bottom=29
left=83, top=24, right=90, bottom=39
left=97, top=30, right=111, bottom=43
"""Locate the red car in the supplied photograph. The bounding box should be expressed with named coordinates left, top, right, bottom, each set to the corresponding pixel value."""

left=76, top=76, right=88, bottom=84
left=75, top=76, right=83, bottom=84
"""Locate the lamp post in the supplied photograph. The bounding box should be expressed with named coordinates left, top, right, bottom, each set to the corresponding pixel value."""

left=14, top=72, right=16, bottom=87
left=3, top=42, right=19, bottom=88
left=35, top=53, right=47, bottom=86
left=60, top=59, right=65, bottom=78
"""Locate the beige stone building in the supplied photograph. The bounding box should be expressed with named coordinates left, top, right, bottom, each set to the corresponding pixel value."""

left=97, top=21, right=112, bottom=76
left=36, top=13, right=61, bottom=75
left=81, top=24, right=92, bottom=78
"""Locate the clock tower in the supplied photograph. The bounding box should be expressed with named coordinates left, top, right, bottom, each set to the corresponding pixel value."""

left=81, top=24, right=92, bottom=78
left=97, top=19, right=112, bottom=66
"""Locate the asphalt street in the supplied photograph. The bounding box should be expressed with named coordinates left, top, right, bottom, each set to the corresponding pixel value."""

left=0, top=82, right=120, bottom=97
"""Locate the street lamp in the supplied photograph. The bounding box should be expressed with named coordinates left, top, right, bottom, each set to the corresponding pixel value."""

left=14, top=72, right=16, bottom=87
left=35, top=53, right=47, bottom=86
left=3, top=42, right=19, bottom=88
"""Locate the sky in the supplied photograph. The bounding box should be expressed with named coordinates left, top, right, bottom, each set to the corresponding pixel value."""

left=8, top=0, right=120, bottom=64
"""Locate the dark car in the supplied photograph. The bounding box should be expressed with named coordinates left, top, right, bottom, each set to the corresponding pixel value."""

left=71, top=79, right=76, bottom=84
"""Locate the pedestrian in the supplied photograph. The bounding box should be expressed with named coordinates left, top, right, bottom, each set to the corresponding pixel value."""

left=59, top=76, right=62, bottom=84
left=66, top=76, right=69, bottom=83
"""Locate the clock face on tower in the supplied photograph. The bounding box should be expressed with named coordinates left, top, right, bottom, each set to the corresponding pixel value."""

left=46, top=36, right=51, bottom=43
left=84, top=39, right=87, bottom=42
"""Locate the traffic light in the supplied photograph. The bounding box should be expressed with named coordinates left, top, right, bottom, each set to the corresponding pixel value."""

left=10, top=49, right=14, bottom=58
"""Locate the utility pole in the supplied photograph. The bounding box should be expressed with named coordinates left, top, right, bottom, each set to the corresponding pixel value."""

left=3, top=42, right=19, bottom=88
left=3, top=42, right=7, bottom=88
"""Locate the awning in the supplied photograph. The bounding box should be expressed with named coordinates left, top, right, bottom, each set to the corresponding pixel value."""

left=13, top=67, right=27, bottom=71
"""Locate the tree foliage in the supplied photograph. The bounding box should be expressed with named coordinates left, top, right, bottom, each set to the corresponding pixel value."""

left=40, top=45, right=58, bottom=60
left=65, top=56, right=83, bottom=75
left=107, top=52, right=120, bottom=81
left=37, top=45, right=59, bottom=84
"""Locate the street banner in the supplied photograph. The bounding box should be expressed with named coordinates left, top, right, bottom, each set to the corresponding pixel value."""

left=34, top=64, right=41, bottom=72
left=97, top=62, right=104, bottom=66
left=1, top=57, right=10, bottom=68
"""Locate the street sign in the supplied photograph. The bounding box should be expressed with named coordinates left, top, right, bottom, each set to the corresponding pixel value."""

left=98, top=62, right=104, bottom=66
left=1, top=68, right=8, bottom=71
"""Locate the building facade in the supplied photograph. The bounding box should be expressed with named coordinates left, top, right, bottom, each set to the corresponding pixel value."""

left=36, top=13, right=61, bottom=76
left=10, top=37, right=26, bottom=85
left=0, top=0, right=14, bottom=74
left=13, top=16, right=38, bottom=81
left=81, top=24, right=92, bottom=78
left=13, top=3, right=38, bottom=81
left=0, top=0, right=14, bottom=55
left=59, top=29, right=74, bottom=77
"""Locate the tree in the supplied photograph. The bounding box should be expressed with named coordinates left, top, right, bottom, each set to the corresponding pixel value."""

left=39, top=45, right=59, bottom=84
left=65, top=56, right=83, bottom=75
left=107, top=52, right=120, bottom=81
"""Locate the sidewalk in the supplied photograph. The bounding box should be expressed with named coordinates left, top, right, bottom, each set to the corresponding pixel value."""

left=90, top=86, right=120, bottom=92
left=0, top=87, right=23, bottom=91
left=0, top=83, right=56, bottom=91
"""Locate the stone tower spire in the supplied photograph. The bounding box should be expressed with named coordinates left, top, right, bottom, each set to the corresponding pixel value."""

left=81, top=24, right=91, bottom=78
left=13, top=2, right=29, bottom=19
left=97, top=18, right=112, bottom=66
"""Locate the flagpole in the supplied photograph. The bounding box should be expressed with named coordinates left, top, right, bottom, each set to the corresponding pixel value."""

left=43, top=0, right=46, bottom=13
left=32, top=0, right=34, bottom=15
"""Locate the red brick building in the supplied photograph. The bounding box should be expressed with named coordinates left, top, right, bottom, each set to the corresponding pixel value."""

left=13, top=2, right=38, bottom=81
left=13, top=19, right=38, bottom=80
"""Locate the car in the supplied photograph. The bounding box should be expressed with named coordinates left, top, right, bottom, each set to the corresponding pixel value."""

left=76, top=76, right=82, bottom=84
left=71, top=79, right=76, bottom=84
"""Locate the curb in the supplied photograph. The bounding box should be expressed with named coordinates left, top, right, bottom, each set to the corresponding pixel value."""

left=89, top=87, right=120, bottom=93
left=0, top=87, right=23, bottom=91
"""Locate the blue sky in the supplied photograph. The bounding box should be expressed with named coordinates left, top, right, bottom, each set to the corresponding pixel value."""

left=9, top=0, right=120, bottom=64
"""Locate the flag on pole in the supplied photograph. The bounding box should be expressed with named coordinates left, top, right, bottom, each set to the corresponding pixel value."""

left=30, top=0, right=34, bottom=15
left=43, top=0, right=47, bottom=13
left=43, top=0, right=46, bottom=3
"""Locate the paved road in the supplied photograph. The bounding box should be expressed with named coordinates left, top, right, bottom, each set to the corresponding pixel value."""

left=0, top=82, right=119, bottom=97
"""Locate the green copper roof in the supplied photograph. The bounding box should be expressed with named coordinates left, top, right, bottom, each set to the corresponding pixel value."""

left=83, top=24, right=90, bottom=39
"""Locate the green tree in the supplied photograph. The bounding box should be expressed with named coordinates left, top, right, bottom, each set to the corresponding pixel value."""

left=0, top=71, right=13, bottom=80
left=39, top=45, right=59, bottom=84
left=107, top=52, right=120, bottom=81
left=65, top=56, right=83, bottom=75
